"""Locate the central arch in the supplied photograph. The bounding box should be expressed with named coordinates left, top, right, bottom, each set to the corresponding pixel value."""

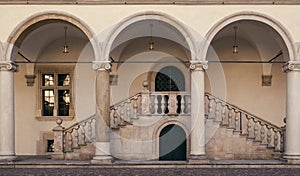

left=159, top=124, right=187, bottom=161
left=102, top=11, right=198, bottom=62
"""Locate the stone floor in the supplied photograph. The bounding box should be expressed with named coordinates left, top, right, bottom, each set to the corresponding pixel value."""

left=2, top=167, right=300, bottom=176
left=1, top=157, right=300, bottom=176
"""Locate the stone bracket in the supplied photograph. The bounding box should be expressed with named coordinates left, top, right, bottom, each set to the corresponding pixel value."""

left=25, top=74, right=36, bottom=86
left=262, top=75, right=272, bottom=86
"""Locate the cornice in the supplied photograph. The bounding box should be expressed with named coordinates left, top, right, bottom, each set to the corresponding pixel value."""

left=1, top=0, right=300, bottom=5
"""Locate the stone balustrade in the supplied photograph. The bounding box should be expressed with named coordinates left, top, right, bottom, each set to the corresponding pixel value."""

left=110, top=92, right=191, bottom=128
left=52, top=114, right=96, bottom=159
left=205, top=92, right=284, bottom=152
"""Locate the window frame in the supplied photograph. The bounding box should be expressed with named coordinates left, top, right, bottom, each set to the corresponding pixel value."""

left=35, top=65, right=75, bottom=121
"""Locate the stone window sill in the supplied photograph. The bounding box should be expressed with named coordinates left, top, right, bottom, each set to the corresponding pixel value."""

left=36, top=116, right=74, bottom=121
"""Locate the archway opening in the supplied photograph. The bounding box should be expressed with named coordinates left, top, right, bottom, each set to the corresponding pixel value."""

left=109, top=19, right=191, bottom=103
left=12, top=18, right=95, bottom=156
left=206, top=19, right=287, bottom=126
left=159, top=124, right=186, bottom=161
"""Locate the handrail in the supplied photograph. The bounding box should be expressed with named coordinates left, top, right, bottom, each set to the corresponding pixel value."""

left=205, top=92, right=281, bottom=130
left=110, top=93, right=141, bottom=109
left=64, top=114, right=96, bottom=132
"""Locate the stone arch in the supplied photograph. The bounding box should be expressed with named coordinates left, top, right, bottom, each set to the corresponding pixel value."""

left=202, top=11, right=296, bottom=61
left=4, top=10, right=98, bottom=61
left=102, top=10, right=198, bottom=62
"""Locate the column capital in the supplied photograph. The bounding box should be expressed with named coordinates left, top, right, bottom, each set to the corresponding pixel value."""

left=0, top=61, right=18, bottom=72
left=189, top=60, right=208, bottom=71
left=282, top=61, right=300, bottom=72
left=92, top=60, right=111, bottom=72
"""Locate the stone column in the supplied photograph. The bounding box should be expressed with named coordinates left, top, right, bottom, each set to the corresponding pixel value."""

left=91, top=60, right=113, bottom=163
left=0, top=61, right=17, bottom=161
left=283, top=61, right=300, bottom=164
left=188, top=60, right=208, bottom=163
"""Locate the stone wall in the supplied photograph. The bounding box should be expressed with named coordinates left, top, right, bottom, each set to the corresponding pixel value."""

left=206, top=126, right=279, bottom=160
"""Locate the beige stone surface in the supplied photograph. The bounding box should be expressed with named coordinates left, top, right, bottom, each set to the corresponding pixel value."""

left=206, top=126, right=277, bottom=160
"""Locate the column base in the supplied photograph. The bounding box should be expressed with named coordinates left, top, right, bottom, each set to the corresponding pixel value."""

left=91, top=142, right=113, bottom=164
left=188, top=154, right=209, bottom=164
left=0, top=155, right=17, bottom=162
left=91, top=155, right=113, bottom=164
left=283, top=154, right=300, bottom=164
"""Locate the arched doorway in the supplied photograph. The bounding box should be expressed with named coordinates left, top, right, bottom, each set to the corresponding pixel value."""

left=159, top=124, right=186, bottom=161
left=155, top=66, right=185, bottom=92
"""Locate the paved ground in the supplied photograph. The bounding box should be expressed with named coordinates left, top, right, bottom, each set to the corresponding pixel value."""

left=1, top=157, right=300, bottom=176
left=1, top=168, right=300, bottom=176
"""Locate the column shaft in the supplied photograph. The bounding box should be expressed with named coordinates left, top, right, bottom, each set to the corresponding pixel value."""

left=284, top=69, right=300, bottom=163
left=95, top=70, right=110, bottom=142
left=190, top=68, right=205, bottom=155
left=0, top=65, right=16, bottom=161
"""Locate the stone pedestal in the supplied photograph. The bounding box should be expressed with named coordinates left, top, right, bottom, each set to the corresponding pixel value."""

left=0, top=61, right=17, bottom=162
left=283, top=61, right=300, bottom=164
left=188, top=61, right=208, bottom=163
left=51, top=118, right=65, bottom=160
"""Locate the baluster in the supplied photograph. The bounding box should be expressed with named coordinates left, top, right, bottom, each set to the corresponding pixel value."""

left=78, top=125, right=86, bottom=146
left=112, top=109, right=119, bottom=127
left=126, top=103, right=132, bottom=121
left=234, top=110, right=241, bottom=133
left=274, top=130, right=279, bottom=151
left=65, top=131, right=73, bottom=152
left=119, top=105, right=125, bottom=125
left=267, top=126, right=273, bottom=148
left=247, top=117, right=254, bottom=139
left=156, top=95, right=161, bottom=114
left=180, top=95, right=185, bottom=114
left=132, top=97, right=139, bottom=119
left=228, top=108, right=234, bottom=128
left=91, top=118, right=96, bottom=141
left=253, top=120, right=260, bottom=141
left=260, top=123, right=266, bottom=144
left=214, top=101, right=221, bottom=122
left=73, top=128, right=79, bottom=149
left=149, top=95, right=155, bottom=114
left=280, top=130, right=284, bottom=152
left=208, top=98, right=213, bottom=118
left=87, top=120, right=92, bottom=142
left=221, top=103, right=227, bottom=126
left=161, top=95, right=166, bottom=114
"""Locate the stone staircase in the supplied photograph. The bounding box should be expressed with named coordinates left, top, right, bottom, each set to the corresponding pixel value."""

left=54, top=114, right=96, bottom=160
left=53, top=92, right=284, bottom=161
left=204, top=92, right=284, bottom=160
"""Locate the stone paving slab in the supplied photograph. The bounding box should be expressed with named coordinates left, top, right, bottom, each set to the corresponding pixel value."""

left=1, top=168, right=300, bottom=176
left=1, top=158, right=300, bottom=175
